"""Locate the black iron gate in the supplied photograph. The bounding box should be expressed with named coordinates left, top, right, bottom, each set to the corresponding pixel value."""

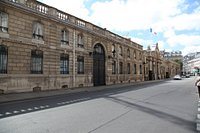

left=93, top=44, right=105, bottom=86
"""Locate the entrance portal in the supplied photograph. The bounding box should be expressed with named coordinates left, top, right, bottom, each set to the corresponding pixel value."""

left=93, top=44, right=105, bottom=86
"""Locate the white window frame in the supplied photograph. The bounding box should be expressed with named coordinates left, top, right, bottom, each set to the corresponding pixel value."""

left=0, top=12, right=8, bottom=33
left=33, top=22, right=44, bottom=40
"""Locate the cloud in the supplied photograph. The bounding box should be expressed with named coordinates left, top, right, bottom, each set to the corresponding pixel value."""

left=90, top=0, right=184, bottom=31
left=182, top=45, right=200, bottom=56
left=166, top=34, right=200, bottom=47
left=38, top=0, right=200, bottom=56
left=39, top=0, right=90, bottom=20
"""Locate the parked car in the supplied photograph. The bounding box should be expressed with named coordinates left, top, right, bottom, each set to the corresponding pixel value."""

left=173, top=75, right=182, bottom=80
left=186, top=74, right=190, bottom=78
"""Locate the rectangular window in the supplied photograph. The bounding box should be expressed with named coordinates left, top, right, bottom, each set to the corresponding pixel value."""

left=31, top=50, right=43, bottom=74
left=119, top=46, right=122, bottom=56
left=60, top=54, right=69, bottom=74
left=0, top=45, right=8, bottom=74
left=77, top=56, right=84, bottom=74
left=61, top=30, right=69, bottom=45
left=127, top=63, right=130, bottom=74
left=112, top=61, right=116, bottom=74
left=0, top=12, right=8, bottom=33
left=33, top=22, right=43, bottom=40
left=140, top=64, right=142, bottom=74
left=119, top=62, right=123, bottom=74
left=77, top=34, right=84, bottom=48
left=133, top=64, right=137, bottom=74
left=127, top=49, right=130, bottom=58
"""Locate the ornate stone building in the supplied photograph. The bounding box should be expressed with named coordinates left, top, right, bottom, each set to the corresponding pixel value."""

left=0, top=0, right=144, bottom=93
left=144, top=43, right=180, bottom=80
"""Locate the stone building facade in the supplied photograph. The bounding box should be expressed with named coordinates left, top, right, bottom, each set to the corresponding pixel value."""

left=0, top=0, right=144, bottom=93
left=144, top=43, right=180, bottom=80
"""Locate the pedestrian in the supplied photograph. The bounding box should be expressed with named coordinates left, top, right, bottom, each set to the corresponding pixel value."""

left=195, top=74, right=200, bottom=98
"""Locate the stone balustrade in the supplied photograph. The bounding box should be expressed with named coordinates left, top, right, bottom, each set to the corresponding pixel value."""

left=5, top=0, right=142, bottom=49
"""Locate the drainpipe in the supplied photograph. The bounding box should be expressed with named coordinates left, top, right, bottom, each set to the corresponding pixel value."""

left=73, top=30, right=76, bottom=87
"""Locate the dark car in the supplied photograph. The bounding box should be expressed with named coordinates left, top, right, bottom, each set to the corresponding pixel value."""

left=186, top=74, right=190, bottom=78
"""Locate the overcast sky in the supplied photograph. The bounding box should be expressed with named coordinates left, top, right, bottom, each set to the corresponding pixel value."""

left=39, top=0, right=200, bottom=56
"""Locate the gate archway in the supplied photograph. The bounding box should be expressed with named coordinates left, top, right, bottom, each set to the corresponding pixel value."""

left=93, top=43, right=105, bottom=86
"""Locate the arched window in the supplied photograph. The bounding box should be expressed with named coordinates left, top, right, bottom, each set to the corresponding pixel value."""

left=61, top=30, right=69, bottom=45
left=31, top=50, right=43, bottom=74
left=0, top=11, right=8, bottom=33
left=33, top=22, right=44, bottom=40
left=0, top=45, right=8, bottom=74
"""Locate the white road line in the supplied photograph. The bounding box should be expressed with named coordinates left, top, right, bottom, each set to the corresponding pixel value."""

left=45, top=105, right=49, bottom=108
left=40, top=106, right=45, bottom=109
left=27, top=108, right=32, bottom=111
left=5, top=112, right=12, bottom=115
left=34, top=107, right=39, bottom=109
left=197, top=114, right=200, bottom=119
left=21, top=109, right=26, bottom=112
left=13, top=111, right=19, bottom=114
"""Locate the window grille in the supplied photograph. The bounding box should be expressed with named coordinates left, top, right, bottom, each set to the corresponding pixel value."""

left=77, top=56, right=84, bottom=74
left=31, top=50, right=43, bottom=74
left=112, top=61, right=116, bottom=74
left=133, top=64, right=137, bottom=74
left=119, top=62, right=123, bottom=74
left=60, top=54, right=69, bottom=74
left=127, top=63, right=130, bottom=74
left=0, top=45, right=8, bottom=74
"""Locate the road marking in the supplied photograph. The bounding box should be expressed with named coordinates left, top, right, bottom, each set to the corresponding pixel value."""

left=45, top=105, right=49, bottom=108
left=0, top=114, right=3, bottom=117
left=27, top=108, right=32, bottom=111
left=5, top=112, right=12, bottom=115
left=40, top=106, right=45, bottom=109
left=34, top=107, right=39, bottom=110
left=21, top=109, right=26, bottom=112
left=13, top=111, right=19, bottom=114
left=197, top=114, right=200, bottom=119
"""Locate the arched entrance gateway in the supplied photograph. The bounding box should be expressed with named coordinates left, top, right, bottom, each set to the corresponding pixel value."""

left=93, top=43, right=105, bottom=86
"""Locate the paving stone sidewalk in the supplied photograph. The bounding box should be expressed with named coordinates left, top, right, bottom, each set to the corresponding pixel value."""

left=0, top=80, right=165, bottom=104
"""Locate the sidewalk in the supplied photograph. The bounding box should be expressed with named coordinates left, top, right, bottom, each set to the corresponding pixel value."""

left=0, top=79, right=167, bottom=104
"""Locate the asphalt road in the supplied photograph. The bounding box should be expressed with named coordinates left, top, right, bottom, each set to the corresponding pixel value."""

left=0, top=77, right=198, bottom=133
